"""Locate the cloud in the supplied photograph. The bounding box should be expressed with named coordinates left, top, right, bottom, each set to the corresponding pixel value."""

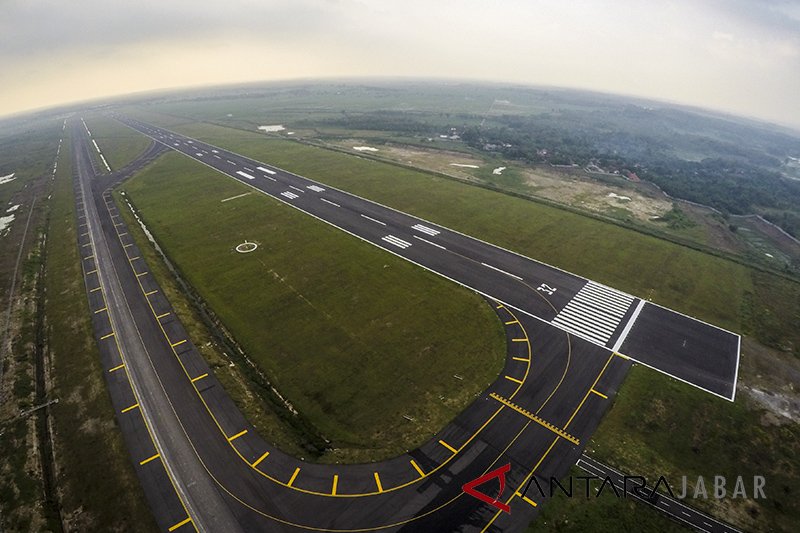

left=0, top=0, right=798, bottom=128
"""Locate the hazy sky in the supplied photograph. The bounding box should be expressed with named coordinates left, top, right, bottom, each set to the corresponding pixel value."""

left=2, top=0, right=799, bottom=128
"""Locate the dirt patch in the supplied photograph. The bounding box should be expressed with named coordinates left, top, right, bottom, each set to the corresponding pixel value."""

left=520, top=168, right=673, bottom=222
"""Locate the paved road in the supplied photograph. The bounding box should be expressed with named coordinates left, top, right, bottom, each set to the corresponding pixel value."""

left=69, top=114, right=743, bottom=532
left=117, top=116, right=740, bottom=401
left=72, top=121, right=241, bottom=532
left=577, top=455, right=743, bottom=533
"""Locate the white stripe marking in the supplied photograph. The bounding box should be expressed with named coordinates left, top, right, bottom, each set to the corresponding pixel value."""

left=289, top=185, right=304, bottom=193
left=236, top=171, right=256, bottom=180
left=412, top=235, right=446, bottom=250
left=281, top=191, right=299, bottom=200
left=480, top=262, right=523, bottom=281
left=381, top=235, right=411, bottom=249
left=320, top=198, right=340, bottom=208
left=221, top=192, right=252, bottom=203
left=360, top=214, right=386, bottom=226
left=412, top=223, right=440, bottom=236
left=307, top=185, right=325, bottom=192
left=611, top=299, right=646, bottom=353
left=257, top=166, right=276, bottom=175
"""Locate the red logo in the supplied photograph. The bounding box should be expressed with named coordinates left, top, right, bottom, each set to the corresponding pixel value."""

left=462, top=463, right=511, bottom=513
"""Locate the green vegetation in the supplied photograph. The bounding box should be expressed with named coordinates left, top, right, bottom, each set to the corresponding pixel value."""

left=44, top=129, right=155, bottom=532
left=0, top=117, right=61, bottom=532
left=112, top=189, right=311, bottom=459
left=160, top=121, right=752, bottom=332
left=527, top=467, right=687, bottom=533
left=83, top=115, right=152, bottom=171
left=120, top=152, right=506, bottom=462
left=588, top=364, right=800, bottom=532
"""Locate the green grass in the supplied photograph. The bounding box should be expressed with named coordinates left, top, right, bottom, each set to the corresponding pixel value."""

left=527, top=467, right=687, bottom=533
left=586, top=365, right=800, bottom=532
left=44, top=128, right=156, bottom=532
left=83, top=115, right=152, bottom=172
left=113, top=188, right=311, bottom=459
left=154, top=120, right=752, bottom=332
left=121, top=152, right=506, bottom=462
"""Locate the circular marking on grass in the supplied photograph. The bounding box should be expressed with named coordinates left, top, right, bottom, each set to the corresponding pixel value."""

left=235, top=241, right=258, bottom=253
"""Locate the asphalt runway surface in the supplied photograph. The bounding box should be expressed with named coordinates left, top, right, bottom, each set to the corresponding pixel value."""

left=69, top=115, right=741, bottom=531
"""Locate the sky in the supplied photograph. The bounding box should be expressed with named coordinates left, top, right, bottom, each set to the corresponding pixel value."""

left=1, top=0, right=799, bottom=128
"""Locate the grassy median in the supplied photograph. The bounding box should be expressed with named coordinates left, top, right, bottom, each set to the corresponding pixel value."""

left=121, top=152, right=506, bottom=462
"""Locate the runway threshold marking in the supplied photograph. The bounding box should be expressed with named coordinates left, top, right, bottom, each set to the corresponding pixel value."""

left=252, top=451, right=270, bottom=468
left=438, top=439, right=458, bottom=454
left=139, top=453, right=160, bottom=465
left=288, top=467, right=300, bottom=487
left=227, top=429, right=248, bottom=442
left=331, top=474, right=339, bottom=495
left=410, top=460, right=425, bottom=477
left=374, top=472, right=384, bottom=493
left=168, top=517, right=192, bottom=532
left=489, top=392, right=580, bottom=445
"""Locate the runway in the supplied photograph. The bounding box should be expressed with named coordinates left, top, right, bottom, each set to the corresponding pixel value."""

left=118, top=116, right=740, bottom=401
left=69, top=114, right=741, bottom=531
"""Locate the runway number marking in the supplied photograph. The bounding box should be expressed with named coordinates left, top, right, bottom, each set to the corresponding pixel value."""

left=536, top=283, right=557, bottom=295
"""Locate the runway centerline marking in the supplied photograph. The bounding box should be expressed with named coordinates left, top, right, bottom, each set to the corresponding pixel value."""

left=320, top=197, right=340, bottom=208
left=412, top=235, right=446, bottom=249
left=480, top=262, right=523, bottom=281
left=360, top=214, right=386, bottom=226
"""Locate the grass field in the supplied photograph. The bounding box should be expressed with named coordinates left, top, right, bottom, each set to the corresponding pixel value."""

left=120, top=152, right=506, bottom=462
left=149, top=120, right=753, bottom=332
left=44, top=128, right=156, bottom=532
left=83, top=115, right=152, bottom=172
left=116, top=107, right=800, bottom=528
left=527, top=466, right=687, bottom=533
